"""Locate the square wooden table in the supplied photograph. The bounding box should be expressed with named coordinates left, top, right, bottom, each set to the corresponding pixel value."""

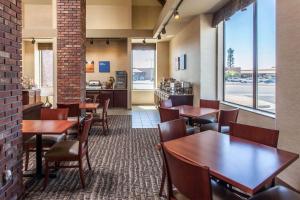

left=171, top=105, right=219, bottom=125
left=163, top=131, right=299, bottom=195
left=22, top=120, right=77, bottom=178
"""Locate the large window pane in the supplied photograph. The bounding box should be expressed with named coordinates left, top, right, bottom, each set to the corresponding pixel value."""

left=132, top=49, right=155, bottom=90
left=257, top=0, right=276, bottom=113
left=224, top=4, right=254, bottom=107
left=40, top=50, right=54, bottom=87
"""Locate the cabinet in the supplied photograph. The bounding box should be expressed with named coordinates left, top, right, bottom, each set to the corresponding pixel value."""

left=154, top=90, right=193, bottom=107
left=86, top=89, right=127, bottom=108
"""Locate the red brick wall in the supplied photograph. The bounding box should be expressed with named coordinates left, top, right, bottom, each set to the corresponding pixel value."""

left=0, top=0, right=23, bottom=199
left=57, top=0, right=86, bottom=103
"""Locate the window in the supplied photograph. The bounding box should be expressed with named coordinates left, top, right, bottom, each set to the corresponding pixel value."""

left=40, top=50, right=54, bottom=87
left=132, top=44, right=156, bottom=90
left=223, top=0, right=276, bottom=113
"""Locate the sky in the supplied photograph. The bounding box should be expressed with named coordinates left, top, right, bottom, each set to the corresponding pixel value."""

left=225, top=0, right=276, bottom=70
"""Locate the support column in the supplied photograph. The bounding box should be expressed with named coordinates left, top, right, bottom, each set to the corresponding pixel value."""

left=0, top=0, right=23, bottom=199
left=57, top=0, right=86, bottom=103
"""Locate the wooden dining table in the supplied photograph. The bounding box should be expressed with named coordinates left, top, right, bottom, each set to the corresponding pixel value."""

left=171, top=105, right=219, bottom=125
left=22, top=120, right=77, bottom=179
left=163, top=130, right=299, bottom=196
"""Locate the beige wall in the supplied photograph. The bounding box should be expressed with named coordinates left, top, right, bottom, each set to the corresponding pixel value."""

left=23, top=3, right=53, bottom=29
left=22, top=41, right=35, bottom=80
left=157, top=41, right=170, bottom=85
left=132, top=90, right=154, bottom=105
left=169, top=16, right=201, bottom=106
left=132, top=6, right=161, bottom=30
left=87, top=5, right=132, bottom=29
left=86, top=39, right=129, bottom=82
left=200, top=15, right=217, bottom=100
left=276, top=0, right=300, bottom=190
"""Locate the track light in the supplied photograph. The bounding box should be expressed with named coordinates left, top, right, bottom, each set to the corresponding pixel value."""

left=106, top=39, right=110, bottom=45
left=161, top=26, right=166, bottom=35
left=174, top=10, right=180, bottom=20
left=143, top=38, right=146, bottom=44
left=90, top=39, right=94, bottom=45
left=31, top=38, right=35, bottom=44
left=157, top=34, right=161, bottom=40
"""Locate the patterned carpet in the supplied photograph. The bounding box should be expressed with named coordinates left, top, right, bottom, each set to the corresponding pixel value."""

left=24, top=115, right=164, bottom=200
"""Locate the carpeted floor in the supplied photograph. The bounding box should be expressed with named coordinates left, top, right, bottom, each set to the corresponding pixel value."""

left=24, top=115, right=164, bottom=200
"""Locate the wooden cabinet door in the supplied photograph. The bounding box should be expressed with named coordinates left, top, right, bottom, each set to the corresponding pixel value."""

left=113, top=90, right=127, bottom=108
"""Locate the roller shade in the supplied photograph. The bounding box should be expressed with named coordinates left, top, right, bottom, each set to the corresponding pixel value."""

left=132, top=43, right=156, bottom=51
left=38, top=43, right=53, bottom=50
left=212, top=0, right=255, bottom=27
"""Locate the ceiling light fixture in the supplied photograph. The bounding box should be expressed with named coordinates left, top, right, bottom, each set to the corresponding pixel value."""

left=106, top=39, right=110, bottom=45
left=90, top=39, right=94, bottom=45
left=161, top=26, right=166, bottom=34
left=143, top=38, right=146, bottom=44
left=174, top=10, right=180, bottom=20
left=31, top=38, right=35, bottom=44
left=157, top=34, right=161, bottom=40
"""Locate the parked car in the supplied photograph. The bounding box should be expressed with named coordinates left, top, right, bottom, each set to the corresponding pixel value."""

left=264, top=78, right=275, bottom=84
left=227, top=77, right=241, bottom=82
left=240, top=78, right=253, bottom=83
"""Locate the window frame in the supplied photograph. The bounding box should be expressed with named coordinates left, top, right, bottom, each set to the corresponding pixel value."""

left=222, top=1, right=275, bottom=114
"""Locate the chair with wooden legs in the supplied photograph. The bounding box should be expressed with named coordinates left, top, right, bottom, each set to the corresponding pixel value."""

left=24, top=108, right=69, bottom=171
left=57, top=103, right=83, bottom=138
left=200, top=109, right=239, bottom=134
left=44, top=115, right=93, bottom=189
left=92, top=98, right=110, bottom=133
left=161, top=143, right=242, bottom=200
left=229, top=122, right=279, bottom=147
left=157, top=119, right=188, bottom=197
left=193, top=99, right=220, bottom=125
left=160, top=99, right=173, bottom=108
left=159, top=107, right=195, bottom=134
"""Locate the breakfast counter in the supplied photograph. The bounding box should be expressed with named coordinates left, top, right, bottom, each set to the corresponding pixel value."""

left=86, top=88, right=127, bottom=108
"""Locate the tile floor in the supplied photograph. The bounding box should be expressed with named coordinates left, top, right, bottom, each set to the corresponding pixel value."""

left=107, top=105, right=160, bottom=128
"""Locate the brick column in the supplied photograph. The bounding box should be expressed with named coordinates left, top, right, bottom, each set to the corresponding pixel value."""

left=57, top=0, right=86, bottom=103
left=0, top=0, right=23, bottom=199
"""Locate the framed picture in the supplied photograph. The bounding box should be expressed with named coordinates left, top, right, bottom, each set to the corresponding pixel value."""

left=99, top=61, right=110, bottom=73
left=180, top=54, right=187, bottom=70
left=175, top=57, right=180, bottom=71
left=86, top=61, right=94, bottom=73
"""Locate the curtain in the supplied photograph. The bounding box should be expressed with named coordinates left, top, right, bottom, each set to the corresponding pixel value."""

left=212, top=0, right=255, bottom=27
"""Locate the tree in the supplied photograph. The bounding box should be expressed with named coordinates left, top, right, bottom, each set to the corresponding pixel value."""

left=227, top=48, right=235, bottom=68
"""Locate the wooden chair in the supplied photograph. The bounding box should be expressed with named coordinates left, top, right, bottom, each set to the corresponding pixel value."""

left=92, top=98, right=110, bottom=133
left=57, top=103, right=82, bottom=138
left=249, top=186, right=300, bottom=200
left=44, top=115, right=93, bottom=189
left=160, top=99, right=173, bottom=108
left=85, top=94, right=100, bottom=113
left=229, top=122, right=279, bottom=147
left=161, top=143, right=242, bottom=200
left=193, top=99, right=220, bottom=125
left=157, top=119, right=188, bottom=197
left=159, top=107, right=195, bottom=134
left=24, top=108, right=69, bottom=171
left=200, top=109, right=239, bottom=134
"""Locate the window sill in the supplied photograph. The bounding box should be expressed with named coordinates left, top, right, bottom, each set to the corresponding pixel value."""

left=221, top=101, right=275, bottom=119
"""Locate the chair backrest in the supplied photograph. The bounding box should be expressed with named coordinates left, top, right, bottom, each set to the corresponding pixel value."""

left=162, top=144, right=212, bottom=200
left=229, top=122, right=279, bottom=147
left=102, top=98, right=110, bottom=119
left=158, top=119, right=187, bottom=143
left=57, top=103, right=80, bottom=117
left=160, top=99, right=173, bottom=108
left=200, top=99, right=220, bottom=110
left=79, top=115, right=93, bottom=152
left=41, top=108, right=69, bottom=120
left=218, top=109, right=239, bottom=131
left=159, top=107, right=180, bottom=123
